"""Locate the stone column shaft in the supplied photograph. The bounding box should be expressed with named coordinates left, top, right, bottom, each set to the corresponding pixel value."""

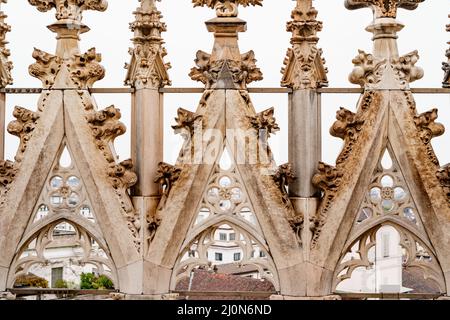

left=288, top=89, right=321, bottom=198
left=131, top=88, right=163, bottom=197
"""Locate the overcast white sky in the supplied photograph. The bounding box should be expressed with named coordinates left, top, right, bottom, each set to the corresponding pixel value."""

left=2, top=0, right=450, bottom=167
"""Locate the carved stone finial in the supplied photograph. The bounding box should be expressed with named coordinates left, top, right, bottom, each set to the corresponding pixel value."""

left=281, top=0, right=328, bottom=89
left=7, top=107, right=40, bottom=162
left=0, top=1, right=12, bottom=88
left=86, top=106, right=126, bottom=163
left=190, top=0, right=263, bottom=90
left=345, top=0, right=424, bottom=19
left=125, top=0, right=171, bottom=89
left=172, top=108, right=203, bottom=137
left=443, top=15, right=450, bottom=88
left=28, top=0, right=108, bottom=88
left=346, top=0, right=425, bottom=89
left=192, top=0, right=262, bottom=18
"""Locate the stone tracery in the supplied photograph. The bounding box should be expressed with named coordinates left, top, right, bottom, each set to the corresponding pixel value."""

left=0, top=0, right=448, bottom=300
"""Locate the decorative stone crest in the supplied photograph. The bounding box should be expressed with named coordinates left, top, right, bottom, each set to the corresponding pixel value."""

left=108, top=159, right=138, bottom=191
left=86, top=105, right=126, bottom=163
left=311, top=162, right=344, bottom=247
left=154, top=162, right=182, bottom=199
left=349, top=50, right=423, bottom=89
left=189, top=50, right=263, bottom=90
left=108, top=159, right=140, bottom=249
left=414, top=108, right=445, bottom=165
left=281, top=0, right=328, bottom=89
left=69, top=48, right=105, bottom=89
left=28, top=48, right=62, bottom=88
left=391, top=50, right=424, bottom=87
left=172, top=108, right=203, bottom=137
left=0, top=160, right=17, bottom=188
left=248, top=107, right=280, bottom=138
left=192, top=0, right=263, bottom=18
left=437, top=164, right=450, bottom=204
left=345, top=0, right=425, bottom=18
left=147, top=209, right=162, bottom=244
left=414, top=109, right=445, bottom=144
left=273, top=163, right=296, bottom=198
left=331, top=107, right=365, bottom=165
left=288, top=214, right=304, bottom=246
left=28, top=0, right=108, bottom=22
left=349, top=50, right=386, bottom=88
left=0, top=1, right=12, bottom=88
left=7, top=107, right=40, bottom=162
left=125, top=0, right=171, bottom=89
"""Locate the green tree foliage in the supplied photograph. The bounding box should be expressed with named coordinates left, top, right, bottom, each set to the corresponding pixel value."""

left=80, top=273, right=114, bottom=290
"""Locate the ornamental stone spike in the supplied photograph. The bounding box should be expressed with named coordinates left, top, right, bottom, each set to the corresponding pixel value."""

left=125, top=0, right=171, bottom=89
left=281, top=0, right=328, bottom=89
left=0, top=0, right=12, bottom=88
left=346, top=0, right=425, bottom=90
left=189, top=0, right=263, bottom=90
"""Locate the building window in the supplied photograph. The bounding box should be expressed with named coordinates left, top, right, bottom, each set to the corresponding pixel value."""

left=51, top=267, right=63, bottom=288
left=219, top=233, right=227, bottom=241
left=234, top=253, right=241, bottom=261
left=229, top=233, right=236, bottom=241
left=215, top=253, right=223, bottom=261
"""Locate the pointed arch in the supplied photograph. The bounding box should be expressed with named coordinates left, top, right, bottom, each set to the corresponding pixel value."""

left=333, top=221, right=446, bottom=294
left=7, top=218, right=118, bottom=289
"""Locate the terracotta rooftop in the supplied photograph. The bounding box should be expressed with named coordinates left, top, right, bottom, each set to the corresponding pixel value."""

left=176, top=269, right=276, bottom=295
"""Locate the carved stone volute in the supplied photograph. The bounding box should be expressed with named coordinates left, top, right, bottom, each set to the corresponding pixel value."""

left=7, top=106, right=40, bottom=162
left=414, top=109, right=445, bottom=144
left=86, top=106, right=126, bottom=163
